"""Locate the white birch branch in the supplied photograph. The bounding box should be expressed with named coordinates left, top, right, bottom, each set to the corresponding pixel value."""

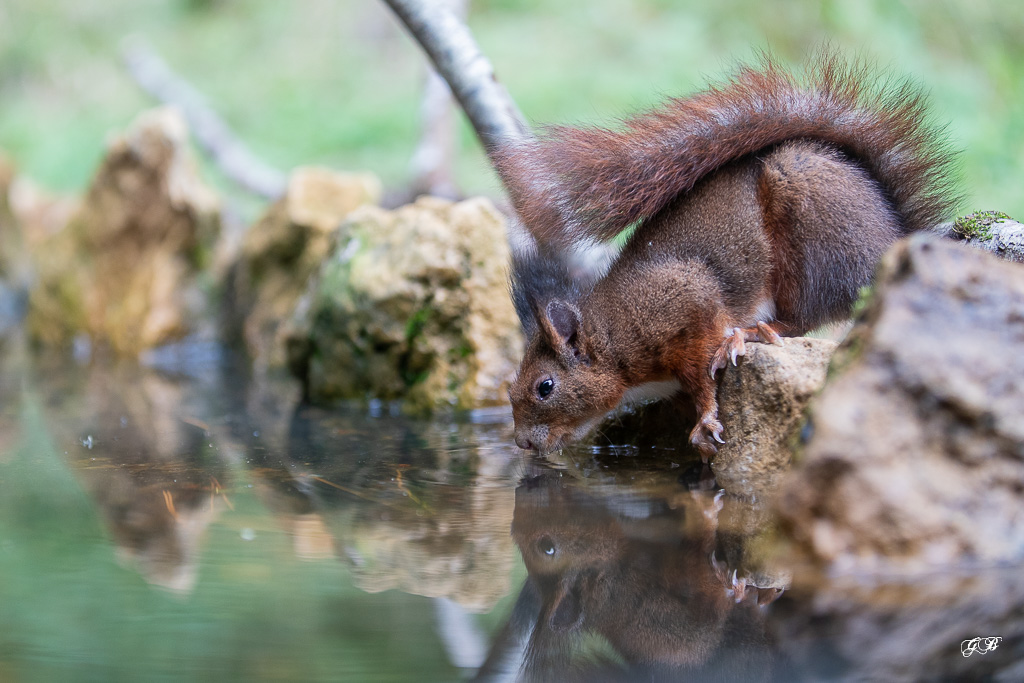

left=382, top=0, right=531, bottom=154
left=408, top=0, right=467, bottom=199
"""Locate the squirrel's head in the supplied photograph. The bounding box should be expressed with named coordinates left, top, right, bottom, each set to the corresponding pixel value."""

left=509, top=298, right=623, bottom=454
left=508, top=246, right=622, bottom=454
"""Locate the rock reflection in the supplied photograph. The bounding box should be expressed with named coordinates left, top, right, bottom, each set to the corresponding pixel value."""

left=774, top=569, right=1024, bottom=681
left=478, top=465, right=788, bottom=682
left=36, top=358, right=232, bottom=592
left=30, top=349, right=523, bottom=613
left=239, top=401, right=519, bottom=612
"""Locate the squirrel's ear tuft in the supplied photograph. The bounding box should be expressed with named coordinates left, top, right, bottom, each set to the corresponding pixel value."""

left=542, top=299, right=584, bottom=359
left=509, top=248, right=578, bottom=340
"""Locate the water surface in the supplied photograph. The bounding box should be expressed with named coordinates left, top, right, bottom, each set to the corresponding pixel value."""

left=1, top=341, right=1020, bottom=681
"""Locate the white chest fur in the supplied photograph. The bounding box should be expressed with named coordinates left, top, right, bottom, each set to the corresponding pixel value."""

left=618, top=379, right=683, bottom=407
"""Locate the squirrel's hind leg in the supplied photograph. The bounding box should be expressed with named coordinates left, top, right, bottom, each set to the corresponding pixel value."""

left=683, top=373, right=724, bottom=461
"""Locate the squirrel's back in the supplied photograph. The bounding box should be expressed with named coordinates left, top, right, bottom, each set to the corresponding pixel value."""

left=496, top=51, right=958, bottom=247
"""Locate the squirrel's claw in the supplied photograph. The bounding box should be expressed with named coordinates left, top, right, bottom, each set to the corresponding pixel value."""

left=755, top=321, right=785, bottom=346
left=757, top=586, right=785, bottom=607
left=722, top=571, right=786, bottom=606
left=710, top=551, right=726, bottom=580
left=709, top=347, right=729, bottom=379
left=689, top=415, right=725, bottom=460
left=729, top=329, right=746, bottom=365
left=710, top=328, right=747, bottom=378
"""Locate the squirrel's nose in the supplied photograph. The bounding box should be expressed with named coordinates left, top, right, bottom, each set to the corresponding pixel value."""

left=515, top=434, right=535, bottom=450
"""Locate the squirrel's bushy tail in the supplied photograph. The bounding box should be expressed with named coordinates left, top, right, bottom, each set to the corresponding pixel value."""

left=496, top=51, right=959, bottom=246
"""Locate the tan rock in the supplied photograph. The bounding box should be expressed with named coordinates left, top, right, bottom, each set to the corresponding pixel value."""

left=285, top=166, right=381, bottom=234
left=0, top=154, right=22, bottom=328
left=713, top=337, right=836, bottom=494
left=776, top=235, right=1024, bottom=576
left=25, top=107, right=219, bottom=353
left=933, top=210, right=1024, bottom=263
left=286, top=195, right=523, bottom=412
left=2, top=166, right=80, bottom=302
left=225, top=166, right=380, bottom=370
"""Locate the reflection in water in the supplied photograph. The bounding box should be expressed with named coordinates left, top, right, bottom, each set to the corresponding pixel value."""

left=38, top=356, right=234, bottom=592
left=240, top=401, right=519, bottom=612
left=35, top=352, right=523, bottom=612
left=2, top=348, right=1022, bottom=680
left=475, top=468, right=785, bottom=682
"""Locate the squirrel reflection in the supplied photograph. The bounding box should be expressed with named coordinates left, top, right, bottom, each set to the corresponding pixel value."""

left=486, top=470, right=785, bottom=682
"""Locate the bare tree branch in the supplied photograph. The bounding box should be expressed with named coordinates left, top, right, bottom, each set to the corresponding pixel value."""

left=407, top=0, right=467, bottom=199
left=382, top=0, right=531, bottom=155
left=121, top=37, right=287, bottom=200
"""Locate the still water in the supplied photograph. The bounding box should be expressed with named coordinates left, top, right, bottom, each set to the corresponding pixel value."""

left=1, top=341, right=1020, bottom=682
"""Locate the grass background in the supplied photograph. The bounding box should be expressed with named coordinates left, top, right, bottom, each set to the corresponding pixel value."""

left=0, top=0, right=1021, bottom=218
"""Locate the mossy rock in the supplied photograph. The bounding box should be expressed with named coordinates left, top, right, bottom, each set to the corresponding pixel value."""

left=286, top=196, right=523, bottom=413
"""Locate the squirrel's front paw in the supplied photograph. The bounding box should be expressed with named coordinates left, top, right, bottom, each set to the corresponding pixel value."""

left=709, top=328, right=746, bottom=378
left=709, top=322, right=787, bottom=378
left=689, top=415, right=725, bottom=460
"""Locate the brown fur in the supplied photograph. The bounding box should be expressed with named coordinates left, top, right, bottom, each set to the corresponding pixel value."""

left=507, top=53, right=959, bottom=456
left=508, top=473, right=776, bottom=678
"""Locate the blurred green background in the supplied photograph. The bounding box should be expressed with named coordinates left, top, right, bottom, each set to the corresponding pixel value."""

left=0, top=0, right=1021, bottom=217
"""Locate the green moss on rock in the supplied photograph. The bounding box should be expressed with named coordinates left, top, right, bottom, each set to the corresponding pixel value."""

left=286, top=196, right=523, bottom=413
left=952, top=210, right=1012, bottom=241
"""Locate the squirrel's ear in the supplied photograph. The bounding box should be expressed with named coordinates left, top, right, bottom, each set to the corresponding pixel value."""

left=547, top=578, right=583, bottom=632
left=542, top=300, right=584, bottom=360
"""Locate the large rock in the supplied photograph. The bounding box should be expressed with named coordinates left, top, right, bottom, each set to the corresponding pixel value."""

left=285, top=195, right=522, bottom=413
left=776, top=235, right=1024, bottom=575
left=25, top=107, right=219, bottom=354
left=0, top=152, right=14, bottom=242
left=7, top=176, right=81, bottom=246
left=713, top=337, right=836, bottom=493
left=224, top=166, right=381, bottom=371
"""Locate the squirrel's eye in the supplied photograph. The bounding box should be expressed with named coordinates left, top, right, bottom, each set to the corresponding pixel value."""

left=536, top=377, right=554, bottom=400
left=537, top=536, right=556, bottom=556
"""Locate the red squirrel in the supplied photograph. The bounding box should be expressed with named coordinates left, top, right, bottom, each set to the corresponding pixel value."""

left=499, top=53, right=957, bottom=457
